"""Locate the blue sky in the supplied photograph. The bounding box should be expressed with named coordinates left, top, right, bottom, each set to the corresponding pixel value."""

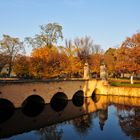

left=0, top=0, right=140, bottom=53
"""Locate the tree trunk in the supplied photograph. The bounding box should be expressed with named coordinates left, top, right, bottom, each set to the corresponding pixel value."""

left=8, top=64, right=12, bottom=77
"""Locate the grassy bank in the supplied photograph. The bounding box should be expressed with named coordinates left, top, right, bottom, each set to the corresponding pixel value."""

left=109, top=78, right=140, bottom=87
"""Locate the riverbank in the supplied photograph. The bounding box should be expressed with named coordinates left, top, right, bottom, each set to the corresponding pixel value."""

left=108, top=78, right=140, bottom=88
left=96, top=80, right=140, bottom=98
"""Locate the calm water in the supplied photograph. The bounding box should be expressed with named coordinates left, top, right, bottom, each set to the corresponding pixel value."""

left=0, top=95, right=140, bottom=140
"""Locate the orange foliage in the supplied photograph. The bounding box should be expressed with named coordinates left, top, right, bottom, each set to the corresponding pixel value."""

left=115, top=32, right=140, bottom=74
left=104, top=48, right=116, bottom=74
left=14, top=55, right=31, bottom=78
left=31, top=46, right=69, bottom=78
left=89, top=54, right=102, bottom=74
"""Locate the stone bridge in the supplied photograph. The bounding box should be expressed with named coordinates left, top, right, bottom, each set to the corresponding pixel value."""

left=1, top=79, right=140, bottom=110
left=1, top=78, right=140, bottom=134
left=0, top=79, right=104, bottom=108
left=0, top=79, right=106, bottom=125
left=1, top=78, right=140, bottom=122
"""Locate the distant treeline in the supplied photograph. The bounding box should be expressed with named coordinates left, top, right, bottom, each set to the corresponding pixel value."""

left=0, top=23, right=140, bottom=79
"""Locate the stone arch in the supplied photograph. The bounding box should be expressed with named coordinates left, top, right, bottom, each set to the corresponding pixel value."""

left=92, top=88, right=100, bottom=95
left=21, top=94, right=45, bottom=117
left=92, top=88, right=101, bottom=103
left=0, top=98, right=15, bottom=123
left=50, top=92, right=68, bottom=112
left=72, top=90, right=84, bottom=107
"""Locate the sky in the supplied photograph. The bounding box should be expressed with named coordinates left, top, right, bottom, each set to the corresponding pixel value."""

left=0, top=0, right=140, bottom=54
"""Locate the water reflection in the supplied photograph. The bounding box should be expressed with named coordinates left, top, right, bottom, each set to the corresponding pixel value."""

left=73, top=114, right=93, bottom=136
left=117, top=105, right=140, bottom=139
left=1, top=95, right=140, bottom=140
left=38, top=125, right=63, bottom=140
left=99, top=108, right=108, bottom=131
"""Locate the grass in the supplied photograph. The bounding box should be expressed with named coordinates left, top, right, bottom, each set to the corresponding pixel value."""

left=110, top=82, right=140, bottom=87
left=109, top=78, right=140, bottom=87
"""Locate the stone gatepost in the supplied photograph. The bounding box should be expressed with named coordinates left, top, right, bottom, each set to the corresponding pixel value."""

left=100, top=65, right=108, bottom=80
left=83, top=62, right=90, bottom=80
left=100, top=64, right=109, bottom=85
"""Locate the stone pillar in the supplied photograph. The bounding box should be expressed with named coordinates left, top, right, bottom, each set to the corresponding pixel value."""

left=83, top=62, right=90, bottom=80
left=100, top=64, right=109, bottom=85
left=100, top=65, right=108, bottom=80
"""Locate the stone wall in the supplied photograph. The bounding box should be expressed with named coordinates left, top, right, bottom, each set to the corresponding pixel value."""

left=96, top=81, right=140, bottom=97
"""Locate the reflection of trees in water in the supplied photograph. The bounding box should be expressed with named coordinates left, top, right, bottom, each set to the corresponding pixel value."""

left=115, top=104, right=132, bottom=112
left=37, top=125, right=63, bottom=140
left=92, top=111, right=99, bottom=118
left=98, top=108, right=108, bottom=131
left=117, top=105, right=140, bottom=140
left=72, top=114, right=93, bottom=136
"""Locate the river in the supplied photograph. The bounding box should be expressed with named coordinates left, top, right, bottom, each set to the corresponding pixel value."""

left=0, top=95, right=140, bottom=140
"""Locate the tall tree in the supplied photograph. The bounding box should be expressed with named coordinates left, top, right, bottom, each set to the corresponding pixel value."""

left=0, top=35, right=24, bottom=76
left=13, top=55, right=31, bottom=78
left=92, top=44, right=103, bottom=54
left=116, top=32, right=140, bottom=74
left=125, top=32, right=140, bottom=73
left=104, top=48, right=117, bottom=74
left=115, top=45, right=131, bottom=76
left=31, top=45, right=69, bottom=79
left=26, top=23, right=63, bottom=48
left=89, top=53, right=103, bottom=74
left=74, top=36, right=94, bottom=63
left=62, top=39, right=82, bottom=77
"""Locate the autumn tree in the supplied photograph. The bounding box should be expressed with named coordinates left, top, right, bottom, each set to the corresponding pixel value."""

left=89, top=53, right=103, bottom=75
left=92, top=44, right=103, bottom=54
left=74, top=36, right=94, bottom=64
left=62, top=37, right=103, bottom=77
left=116, top=45, right=131, bottom=76
left=115, top=32, right=140, bottom=75
left=60, top=39, right=82, bottom=77
left=0, top=35, right=25, bottom=76
left=104, top=48, right=117, bottom=75
left=13, top=55, right=32, bottom=78
left=89, top=44, right=103, bottom=75
left=26, top=23, right=63, bottom=48
left=31, top=45, right=69, bottom=79
left=0, top=53, right=8, bottom=73
left=124, top=32, right=140, bottom=73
